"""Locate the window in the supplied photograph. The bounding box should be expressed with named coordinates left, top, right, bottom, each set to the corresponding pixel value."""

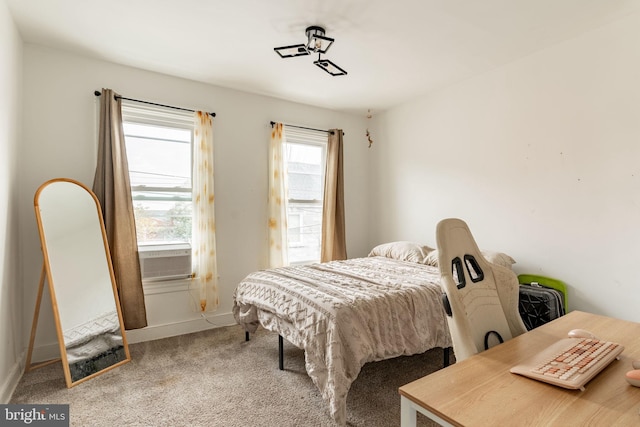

left=121, top=102, right=194, bottom=247
left=284, top=128, right=327, bottom=264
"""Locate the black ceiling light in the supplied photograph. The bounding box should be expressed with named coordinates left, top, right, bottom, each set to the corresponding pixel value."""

left=274, top=26, right=347, bottom=76
left=313, top=58, right=348, bottom=77
left=304, top=26, right=334, bottom=54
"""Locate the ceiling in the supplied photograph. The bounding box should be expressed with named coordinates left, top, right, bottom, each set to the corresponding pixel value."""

left=6, top=0, right=640, bottom=114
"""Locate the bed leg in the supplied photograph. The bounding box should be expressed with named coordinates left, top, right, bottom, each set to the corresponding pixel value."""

left=279, top=335, right=284, bottom=371
left=443, top=347, right=451, bottom=367
left=245, top=331, right=250, bottom=341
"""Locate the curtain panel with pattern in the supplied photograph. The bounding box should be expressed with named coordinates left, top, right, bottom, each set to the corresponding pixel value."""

left=191, top=111, right=219, bottom=312
left=268, top=123, right=289, bottom=267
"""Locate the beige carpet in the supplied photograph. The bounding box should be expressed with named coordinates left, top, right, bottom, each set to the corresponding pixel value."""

left=11, top=325, right=445, bottom=426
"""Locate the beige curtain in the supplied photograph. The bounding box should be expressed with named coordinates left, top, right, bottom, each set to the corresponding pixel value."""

left=191, top=111, right=219, bottom=312
left=321, top=129, right=347, bottom=262
left=92, top=88, right=147, bottom=330
left=268, top=123, right=289, bottom=267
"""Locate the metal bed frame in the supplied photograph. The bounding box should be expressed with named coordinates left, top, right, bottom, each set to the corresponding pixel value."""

left=245, top=331, right=451, bottom=371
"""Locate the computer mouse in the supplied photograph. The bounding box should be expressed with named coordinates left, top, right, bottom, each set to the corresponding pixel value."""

left=632, top=360, right=640, bottom=370
left=625, top=370, right=640, bottom=387
left=567, top=329, right=598, bottom=339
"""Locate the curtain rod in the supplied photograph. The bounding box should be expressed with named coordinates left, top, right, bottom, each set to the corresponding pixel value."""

left=94, top=91, right=216, bottom=117
left=270, top=121, right=344, bottom=136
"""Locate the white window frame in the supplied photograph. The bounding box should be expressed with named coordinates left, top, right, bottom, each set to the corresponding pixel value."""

left=121, top=101, right=196, bottom=283
left=284, top=127, right=327, bottom=265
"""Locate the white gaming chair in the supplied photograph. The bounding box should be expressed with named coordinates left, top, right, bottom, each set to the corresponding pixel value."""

left=436, top=218, right=527, bottom=362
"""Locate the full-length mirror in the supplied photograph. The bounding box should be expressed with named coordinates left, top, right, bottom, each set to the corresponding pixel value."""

left=29, top=178, right=130, bottom=387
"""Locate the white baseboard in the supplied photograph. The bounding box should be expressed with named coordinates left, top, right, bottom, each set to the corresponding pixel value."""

left=1, top=352, right=25, bottom=404
left=125, top=311, right=236, bottom=344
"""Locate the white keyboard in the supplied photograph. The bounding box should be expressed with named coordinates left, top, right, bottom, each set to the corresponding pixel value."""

left=510, top=337, right=624, bottom=391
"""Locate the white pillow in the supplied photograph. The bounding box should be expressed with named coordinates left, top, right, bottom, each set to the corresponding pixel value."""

left=423, top=249, right=516, bottom=268
left=368, top=241, right=434, bottom=264
left=480, top=250, right=517, bottom=268
left=423, top=250, right=440, bottom=267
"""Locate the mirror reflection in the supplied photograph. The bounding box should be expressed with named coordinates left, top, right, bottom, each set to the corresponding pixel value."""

left=34, top=178, right=130, bottom=386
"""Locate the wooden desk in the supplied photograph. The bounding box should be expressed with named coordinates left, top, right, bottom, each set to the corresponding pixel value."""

left=399, top=311, right=640, bottom=426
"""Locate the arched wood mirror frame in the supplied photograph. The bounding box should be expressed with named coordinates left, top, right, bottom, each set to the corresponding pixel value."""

left=26, top=178, right=130, bottom=387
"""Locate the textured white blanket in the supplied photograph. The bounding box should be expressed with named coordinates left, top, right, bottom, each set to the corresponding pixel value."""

left=232, top=256, right=451, bottom=425
left=63, top=310, right=122, bottom=363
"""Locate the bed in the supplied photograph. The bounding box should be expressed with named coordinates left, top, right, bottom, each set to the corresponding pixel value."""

left=232, top=242, right=516, bottom=424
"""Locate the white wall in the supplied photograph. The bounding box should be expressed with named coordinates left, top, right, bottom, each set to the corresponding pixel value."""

left=0, top=0, right=23, bottom=403
left=370, top=12, right=640, bottom=322
left=20, top=45, right=371, bottom=356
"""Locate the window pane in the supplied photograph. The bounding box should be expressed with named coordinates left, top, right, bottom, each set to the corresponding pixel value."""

left=286, top=143, right=323, bottom=201
left=287, top=202, right=322, bottom=263
left=133, top=200, right=192, bottom=245
left=124, top=123, right=191, bottom=189
left=123, top=120, right=193, bottom=246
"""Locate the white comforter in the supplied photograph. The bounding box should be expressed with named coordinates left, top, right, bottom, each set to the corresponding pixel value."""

left=232, top=256, right=451, bottom=425
left=63, top=310, right=122, bottom=363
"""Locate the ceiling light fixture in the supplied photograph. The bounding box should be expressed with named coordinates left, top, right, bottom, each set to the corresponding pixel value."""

left=274, top=26, right=347, bottom=76
left=305, top=26, right=334, bottom=54
left=313, top=57, right=347, bottom=76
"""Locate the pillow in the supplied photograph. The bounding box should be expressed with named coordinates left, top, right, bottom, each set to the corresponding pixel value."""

left=480, top=250, right=517, bottom=268
left=423, top=250, right=440, bottom=267
left=423, top=250, right=516, bottom=269
left=368, top=241, right=434, bottom=263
